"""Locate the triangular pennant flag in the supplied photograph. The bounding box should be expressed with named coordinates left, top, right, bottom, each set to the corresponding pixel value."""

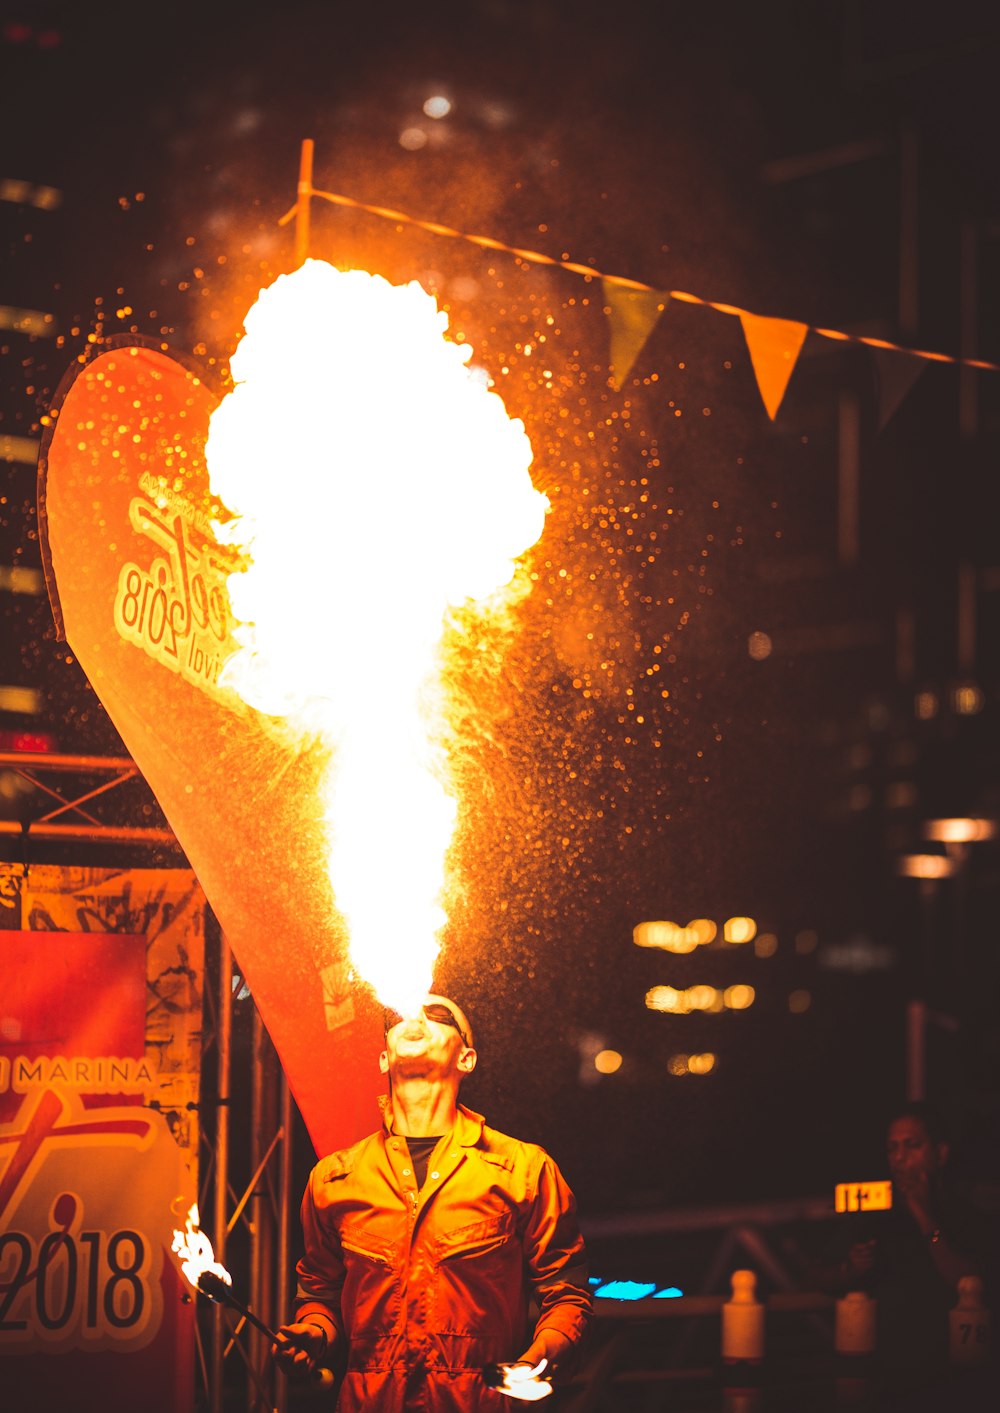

left=870, top=345, right=926, bottom=430
left=739, top=312, right=809, bottom=420
left=603, top=279, right=669, bottom=390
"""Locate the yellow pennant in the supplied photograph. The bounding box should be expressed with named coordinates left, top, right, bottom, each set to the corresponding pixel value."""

left=603, top=280, right=669, bottom=390
left=739, top=312, right=808, bottom=420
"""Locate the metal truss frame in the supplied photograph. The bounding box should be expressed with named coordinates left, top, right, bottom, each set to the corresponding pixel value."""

left=0, top=751, right=179, bottom=845
left=195, top=929, right=297, bottom=1413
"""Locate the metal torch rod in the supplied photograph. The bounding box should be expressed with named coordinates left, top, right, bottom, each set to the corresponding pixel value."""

left=202, top=1278, right=282, bottom=1342
left=198, top=1276, right=334, bottom=1388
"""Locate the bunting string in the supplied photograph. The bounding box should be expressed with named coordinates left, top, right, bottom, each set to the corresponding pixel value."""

left=279, top=186, right=1000, bottom=375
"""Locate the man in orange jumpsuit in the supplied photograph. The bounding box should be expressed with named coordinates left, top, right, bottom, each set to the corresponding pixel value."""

left=274, top=994, right=592, bottom=1408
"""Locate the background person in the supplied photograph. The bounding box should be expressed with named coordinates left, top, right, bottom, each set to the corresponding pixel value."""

left=813, top=1100, right=995, bottom=1387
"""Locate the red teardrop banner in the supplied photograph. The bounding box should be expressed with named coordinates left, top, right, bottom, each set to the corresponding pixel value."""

left=38, top=338, right=384, bottom=1158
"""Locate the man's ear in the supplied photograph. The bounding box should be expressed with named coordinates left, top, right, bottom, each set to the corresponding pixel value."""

left=458, top=1045, right=477, bottom=1075
left=379, top=1049, right=389, bottom=1075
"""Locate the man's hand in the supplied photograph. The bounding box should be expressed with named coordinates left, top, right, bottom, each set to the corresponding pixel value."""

left=482, top=1358, right=553, bottom=1401
left=895, top=1168, right=935, bottom=1229
left=271, top=1320, right=327, bottom=1374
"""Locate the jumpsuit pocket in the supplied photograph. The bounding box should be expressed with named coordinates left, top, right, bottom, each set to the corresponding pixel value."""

left=340, top=1229, right=398, bottom=1338
left=432, top=1214, right=521, bottom=1345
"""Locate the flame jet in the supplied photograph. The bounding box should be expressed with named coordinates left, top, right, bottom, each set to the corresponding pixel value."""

left=205, top=261, right=548, bottom=1013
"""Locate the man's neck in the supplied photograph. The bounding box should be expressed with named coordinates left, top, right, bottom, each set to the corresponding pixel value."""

left=389, top=1077, right=460, bottom=1137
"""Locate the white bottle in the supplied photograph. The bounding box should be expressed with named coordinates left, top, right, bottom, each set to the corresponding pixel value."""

left=835, top=1290, right=876, bottom=1355
left=949, top=1274, right=991, bottom=1368
left=722, top=1268, right=765, bottom=1363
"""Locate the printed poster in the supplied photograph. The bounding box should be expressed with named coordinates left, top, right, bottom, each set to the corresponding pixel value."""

left=0, top=866, right=205, bottom=1413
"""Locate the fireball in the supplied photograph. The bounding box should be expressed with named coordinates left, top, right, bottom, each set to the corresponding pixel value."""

left=205, top=260, right=547, bottom=1014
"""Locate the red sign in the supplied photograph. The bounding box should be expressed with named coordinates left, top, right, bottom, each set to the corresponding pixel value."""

left=0, top=930, right=194, bottom=1412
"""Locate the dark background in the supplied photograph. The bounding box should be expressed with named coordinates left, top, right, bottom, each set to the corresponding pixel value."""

left=2, top=0, right=999, bottom=1227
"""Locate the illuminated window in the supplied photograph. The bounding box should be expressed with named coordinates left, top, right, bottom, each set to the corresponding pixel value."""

left=399, top=127, right=428, bottom=150
left=951, top=681, right=984, bottom=715
left=754, top=932, right=778, bottom=958
left=0, top=685, right=42, bottom=714
left=645, top=986, right=688, bottom=1014
left=686, top=918, right=717, bottom=946
left=0, top=178, right=62, bottom=209
left=0, top=304, right=56, bottom=336
left=687, top=1052, right=716, bottom=1075
left=634, top=920, right=682, bottom=950
left=914, top=689, right=939, bottom=720
left=924, top=817, right=997, bottom=844
left=723, top=916, right=757, bottom=944
left=896, top=854, right=956, bottom=879
left=667, top=1054, right=689, bottom=1075
left=594, top=1049, right=622, bottom=1075
left=748, top=630, right=772, bottom=660
left=0, top=565, right=43, bottom=595
left=723, top=984, right=755, bottom=1010
left=0, top=434, right=39, bottom=465
left=686, top=985, right=720, bottom=1011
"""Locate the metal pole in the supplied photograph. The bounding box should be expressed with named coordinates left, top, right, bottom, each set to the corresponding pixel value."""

left=275, top=1073, right=294, bottom=1413
left=956, top=562, right=976, bottom=676
left=294, top=139, right=315, bottom=268
left=906, top=997, right=926, bottom=1102
left=898, top=122, right=919, bottom=340
left=249, top=1006, right=265, bottom=1408
left=894, top=606, right=915, bottom=685
left=837, top=390, right=860, bottom=568
left=958, top=219, right=978, bottom=441
left=248, top=1008, right=278, bottom=1411
left=212, top=932, right=233, bottom=1413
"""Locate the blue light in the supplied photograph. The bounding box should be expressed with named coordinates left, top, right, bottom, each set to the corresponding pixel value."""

left=589, top=1276, right=686, bottom=1300
left=593, top=1280, right=658, bottom=1301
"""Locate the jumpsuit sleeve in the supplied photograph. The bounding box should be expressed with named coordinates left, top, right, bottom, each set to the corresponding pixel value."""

left=520, top=1152, right=593, bottom=1358
left=293, top=1164, right=347, bottom=1348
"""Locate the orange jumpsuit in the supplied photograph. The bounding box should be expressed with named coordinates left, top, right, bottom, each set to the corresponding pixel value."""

left=295, top=1099, right=592, bottom=1411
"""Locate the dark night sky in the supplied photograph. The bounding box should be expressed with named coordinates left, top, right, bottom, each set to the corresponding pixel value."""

left=2, top=0, right=1000, bottom=1221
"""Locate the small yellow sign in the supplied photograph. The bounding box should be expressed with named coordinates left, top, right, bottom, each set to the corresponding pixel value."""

left=835, top=1180, right=893, bottom=1212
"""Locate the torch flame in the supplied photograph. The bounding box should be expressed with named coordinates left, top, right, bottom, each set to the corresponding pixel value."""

left=205, top=261, right=547, bottom=1013
left=171, top=1203, right=232, bottom=1291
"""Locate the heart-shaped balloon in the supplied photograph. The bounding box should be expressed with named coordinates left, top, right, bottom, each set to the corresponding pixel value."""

left=38, top=337, right=384, bottom=1157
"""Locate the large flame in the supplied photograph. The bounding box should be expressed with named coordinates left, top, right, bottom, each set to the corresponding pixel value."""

left=206, top=260, right=547, bottom=1013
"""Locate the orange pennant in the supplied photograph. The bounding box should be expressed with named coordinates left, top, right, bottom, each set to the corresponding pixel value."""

left=739, top=312, right=808, bottom=420
left=602, top=279, right=669, bottom=390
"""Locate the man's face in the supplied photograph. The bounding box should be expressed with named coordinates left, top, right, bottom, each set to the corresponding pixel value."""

left=886, top=1114, right=944, bottom=1183
left=380, top=994, right=476, bottom=1080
